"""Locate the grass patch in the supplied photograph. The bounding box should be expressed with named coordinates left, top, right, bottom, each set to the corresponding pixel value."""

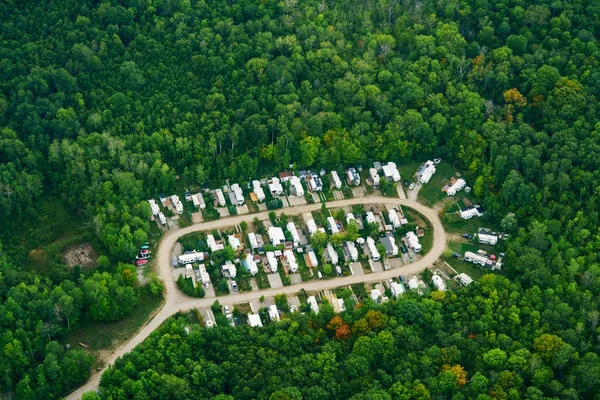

left=351, top=283, right=367, bottom=299
left=417, top=161, right=461, bottom=207
left=441, top=242, right=506, bottom=281
left=396, top=161, right=421, bottom=183
left=60, top=290, right=163, bottom=368
left=255, top=269, right=271, bottom=289
left=442, top=207, right=503, bottom=235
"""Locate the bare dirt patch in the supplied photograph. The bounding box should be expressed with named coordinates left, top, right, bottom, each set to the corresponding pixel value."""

left=62, top=243, right=98, bottom=269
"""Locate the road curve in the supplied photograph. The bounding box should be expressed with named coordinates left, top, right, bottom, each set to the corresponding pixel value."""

left=66, top=196, right=446, bottom=399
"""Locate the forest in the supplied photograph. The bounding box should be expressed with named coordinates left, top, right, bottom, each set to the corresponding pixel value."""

left=1, top=0, right=600, bottom=398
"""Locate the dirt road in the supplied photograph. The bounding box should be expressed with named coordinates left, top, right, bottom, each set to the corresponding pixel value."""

left=66, top=196, right=446, bottom=399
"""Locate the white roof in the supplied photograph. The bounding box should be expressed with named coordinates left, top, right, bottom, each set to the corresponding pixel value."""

left=390, top=282, right=404, bottom=297
left=432, top=274, right=446, bottom=291
left=231, top=183, right=244, bottom=204
left=268, top=305, right=280, bottom=321
left=245, top=254, right=258, bottom=275
left=248, top=232, right=259, bottom=249
left=327, top=243, right=339, bottom=265
left=307, top=296, right=319, bottom=314
left=284, top=249, right=298, bottom=273
left=248, top=314, right=263, bottom=327
left=290, top=176, right=304, bottom=196
left=346, top=241, right=358, bottom=261
left=268, top=226, right=286, bottom=246
left=266, top=251, right=278, bottom=273
left=406, top=231, right=422, bottom=252
left=388, top=209, right=400, bottom=228
left=331, top=171, right=342, bottom=188
left=383, top=162, right=401, bottom=182
left=369, top=168, right=380, bottom=185
left=177, top=252, right=204, bottom=264
left=370, top=289, right=382, bottom=301
left=158, top=212, right=166, bottom=224
left=228, top=235, right=241, bottom=249
left=418, top=161, right=436, bottom=184
left=457, top=273, right=473, bottom=286
left=408, top=278, right=419, bottom=290
left=447, top=178, right=466, bottom=196
left=252, top=180, right=265, bottom=201
left=346, top=213, right=356, bottom=224
left=337, top=298, right=346, bottom=311
left=222, top=260, right=237, bottom=278
left=307, top=250, right=318, bottom=267
left=327, top=216, right=339, bottom=233
left=287, top=222, right=300, bottom=245
left=306, top=219, right=317, bottom=235
left=215, top=189, right=226, bottom=206
left=464, top=251, right=488, bottom=264
left=268, top=178, right=283, bottom=195
left=366, top=237, right=380, bottom=260
left=148, top=199, right=160, bottom=215
left=207, top=234, right=225, bottom=252
left=198, top=264, right=210, bottom=285
left=365, top=212, right=376, bottom=225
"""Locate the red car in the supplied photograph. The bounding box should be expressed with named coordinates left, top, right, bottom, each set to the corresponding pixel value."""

left=136, top=259, right=148, bottom=266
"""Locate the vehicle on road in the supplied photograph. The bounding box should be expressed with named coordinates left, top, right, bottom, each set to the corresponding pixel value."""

left=409, top=182, right=415, bottom=190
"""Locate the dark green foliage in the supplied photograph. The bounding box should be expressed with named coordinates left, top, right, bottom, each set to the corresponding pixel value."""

left=267, top=197, right=283, bottom=210
left=176, top=274, right=206, bottom=298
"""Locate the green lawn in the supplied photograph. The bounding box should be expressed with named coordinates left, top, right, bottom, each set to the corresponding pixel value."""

left=442, top=241, right=505, bottom=281
left=418, top=161, right=462, bottom=207
left=442, top=208, right=503, bottom=235
left=396, top=161, right=421, bottom=183
left=60, top=290, right=163, bottom=368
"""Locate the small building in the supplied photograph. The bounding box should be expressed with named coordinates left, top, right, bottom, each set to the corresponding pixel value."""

left=159, top=194, right=167, bottom=207
left=207, top=234, right=225, bottom=252
left=432, top=274, right=446, bottom=291
left=306, top=250, right=319, bottom=268
left=460, top=205, right=485, bottom=220
left=231, top=183, right=245, bottom=205
left=221, top=260, right=237, bottom=279
left=248, top=232, right=259, bottom=250
left=268, top=305, right=280, bottom=322
left=171, top=195, right=184, bottom=214
left=382, top=162, right=401, bottom=182
left=266, top=251, right=278, bottom=273
left=252, top=180, right=265, bottom=202
left=198, top=264, right=210, bottom=286
left=478, top=228, right=498, bottom=245
left=307, top=174, right=323, bottom=192
left=215, top=189, right=226, bottom=207
left=306, top=219, right=317, bottom=236
left=290, top=176, right=304, bottom=197
left=417, top=160, right=436, bottom=184
left=464, top=251, right=488, bottom=267
left=284, top=249, right=298, bottom=273
left=457, top=273, right=473, bottom=286
left=366, top=237, right=380, bottom=261
left=346, top=213, right=356, bottom=224
left=228, top=235, right=242, bottom=250
left=388, top=209, right=401, bottom=229
left=307, top=296, right=319, bottom=314
left=244, top=254, right=258, bottom=275
left=408, top=278, right=419, bottom=290
left=158, top=212, right=167, bottom=225
left=390, top=281, right=405, bottom=298
left=406, top=231, right=422, bottom=253
left=278, top=171, right=294, bottom=182
left=346, top=168, right=360, bottom=186
left=380, top=232, right=399, bottom=256
left=365, top=212, right=377, bottom=225
left=268, top=227, right=286, bottom=246
left=331, top=171, right=342, bottom=189
left=286, top=222, right=300, bottom=246
left=148, top=199, right=160, bottom=216
left=345, top=241, right=359, bottom=262
left=193, top=193, right=206, bottom=209
left=327, top=243, right=339, bottom=265
left=369, top=168, right=380, bottom=186
left=370, top=289, right=382, bottom=302
left=327, top=216, right=339, bottom=234
left=447, top=178, right=466, bottom=196
left=178, top=251, right=205, bottom=265
left=268, top=177, right=284, bottom=196
left=248, top=314, right=263, bottom=328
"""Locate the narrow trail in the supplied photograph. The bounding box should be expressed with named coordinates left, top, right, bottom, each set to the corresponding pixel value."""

left=66, top=196, right=447, bottom=399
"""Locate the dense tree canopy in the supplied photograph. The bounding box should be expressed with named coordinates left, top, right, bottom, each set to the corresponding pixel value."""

left=1, top=0, right=600, bottom=398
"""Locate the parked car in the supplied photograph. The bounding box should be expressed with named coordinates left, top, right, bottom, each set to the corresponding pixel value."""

left=384, top=263, right=391, bottom=270
left=453, top=252, right=461, bottom=258
left=409, top=182, right=415, bottom=190
left=140, top=249, right=151, bottom=254
left=224, top=305, right=230, bottom=315
left=399, top=275, right=407, bottom=284
left=403, top=180, right=409, bottom=186
left=136, top=253, right=150, bottom=260
left=400, top=245, right=408, bottom=254
left=136, top=259, right=148, bottom=266
left=462, top=233, right=472, bottom=239
left=231, top=281, right=238, bottom=292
